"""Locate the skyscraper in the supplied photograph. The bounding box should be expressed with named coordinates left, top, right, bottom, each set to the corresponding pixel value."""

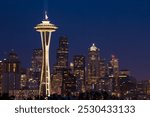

left=35, top=12, right=58, bottom=97
left=109, top=55, right=119, bottom=78
left=73, top=55, right=85, bottom=92
left=87, top=43, right=100, bottom=91
left=20, top=68, right=28, bottom=89
left=99, top=58, right=108, bottom=78
left=54, top=36, right=69, bottom=73
left=108, top=55, right=120, bottom=96
left=28, top=49, right=42, bottom=90
left=2, top=50, right=21, bottom=96
left=31, top=49, right=42, bottom=73
left=52, top=36, right=69, bottom=95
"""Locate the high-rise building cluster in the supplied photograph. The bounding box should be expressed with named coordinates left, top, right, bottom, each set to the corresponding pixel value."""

left=0, top=37, right=150, bottom=100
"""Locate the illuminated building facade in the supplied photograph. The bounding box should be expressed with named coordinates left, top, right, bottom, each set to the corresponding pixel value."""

left=20, top=69, right=28, bottom=89
left=136, top=80, right=150, bottom=100
left=99, top=58, right=108, bottom=78
left=2, top=50, right=21, bottom=96
left=51, top=73, right=62, bottom=95
left=136, top=81, right=146, bottom=99
left=13, top=89, right=39, bottom=100
left=143, top=80, right=150, bottom=98
left=119, top=69, right=130, bottom=77
left=31, top=49, right=42, bottom=73
left=62, top=69, right=79, bottom=96
left=28, top=49, right=42, bottom=90
left=54, top=36, right=69, bottom=73
left=108, top=55, right=119, bottom=78
left=98, top=77, right=113, bottom=94
left=108, top=55, right=120, bottom=96
left=52, top=36, right=69, bottom=95
left=35, top=12, right=57, bottom=97
left=119, top=70, right=136, bottom=99
left=87, top=43, right=100, bottom=91
left=73, top=55, right=85, bottom=92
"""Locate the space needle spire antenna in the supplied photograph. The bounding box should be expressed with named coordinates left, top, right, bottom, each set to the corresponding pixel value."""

left=45, top=11, right=48, bottom=20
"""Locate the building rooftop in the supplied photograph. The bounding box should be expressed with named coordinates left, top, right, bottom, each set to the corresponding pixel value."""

left=90, top=43, right=99, bottom=51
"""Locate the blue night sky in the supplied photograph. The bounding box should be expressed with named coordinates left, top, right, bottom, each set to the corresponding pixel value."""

left=0, top=0, right=150, bottom=80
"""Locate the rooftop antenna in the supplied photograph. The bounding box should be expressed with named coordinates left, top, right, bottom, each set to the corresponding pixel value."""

left=45, top=11, right=48, bottom=20
left=44, top=0, right=49, bottom=20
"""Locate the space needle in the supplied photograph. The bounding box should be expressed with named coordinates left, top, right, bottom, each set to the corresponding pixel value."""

left=35, top=12, right=58, bottom=97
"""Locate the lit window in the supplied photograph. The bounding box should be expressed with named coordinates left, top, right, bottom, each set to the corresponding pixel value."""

left=13, top=63, right=16, bottom=72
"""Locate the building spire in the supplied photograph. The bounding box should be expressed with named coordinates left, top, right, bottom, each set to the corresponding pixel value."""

left=90, top=43, right=98, bottom=51
left=45, top=11, right=48, bottom=20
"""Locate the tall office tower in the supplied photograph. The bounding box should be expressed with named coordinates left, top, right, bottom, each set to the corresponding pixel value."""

left=108, top=55, right=120, bottom=96
left=87, top=43, right=100, bottom=91
left=20, top=68, right=28, bottom=89
left=2, top=50, right=20, bottom=96
left=35, top=12, right=58, bottom=97
left=28, top=49, right=42, bottom=90
left=54, top=36, right=69, bottom=73
left=109, top=55, right=119, bottom=78
left=98, top=58, right=110, bottom=92
left=73, top=55, right=85, bottom=92
left=99, top=58, right=108, bottom=78
left=52, top=36, right=69, bottom=95
left=31, top=49, right=42, bottom=73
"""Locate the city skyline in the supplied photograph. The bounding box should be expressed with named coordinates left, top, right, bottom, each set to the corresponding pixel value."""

left=0, top=39, right=149, bottom=100
left=0, top=0, right=150, bottom=80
